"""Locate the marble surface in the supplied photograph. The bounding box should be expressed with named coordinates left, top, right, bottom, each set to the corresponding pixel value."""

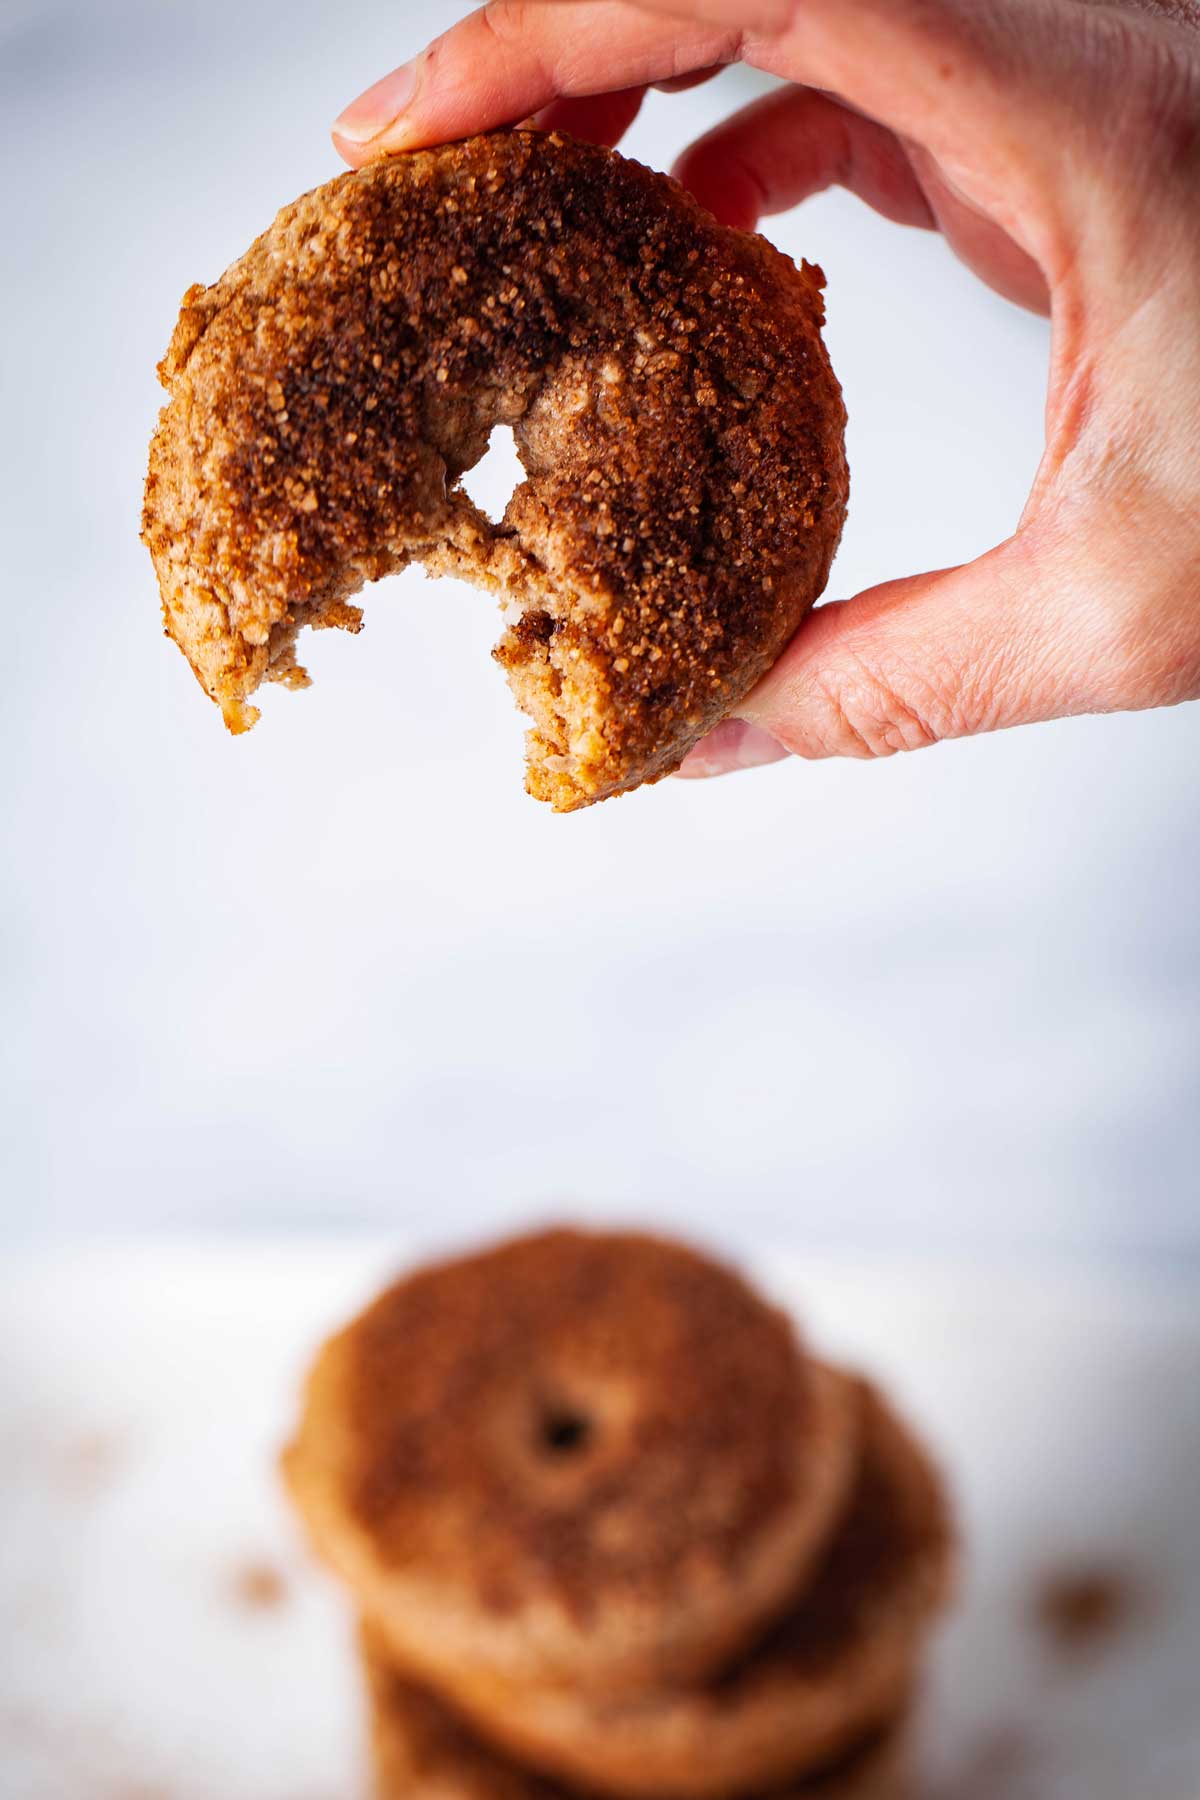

left=1, top=1243, right=1198, bottom=1799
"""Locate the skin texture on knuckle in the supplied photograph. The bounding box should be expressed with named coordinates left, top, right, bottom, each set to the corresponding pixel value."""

left=478, top=0, right=536, bottom=51
left=477, top=0, right=740, bottom=110
left=665, top=27, right=743, bottom=79
left=475, top=0, right=553, bottom=87
left=782, top=650, right=956, bottom=760
left=472, top=0, right=571, bottom=103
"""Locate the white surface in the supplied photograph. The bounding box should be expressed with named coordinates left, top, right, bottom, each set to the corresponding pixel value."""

left=2, top=0, right=1199, bottom=1249
left=1, top=1244, right=1199, bottom=1800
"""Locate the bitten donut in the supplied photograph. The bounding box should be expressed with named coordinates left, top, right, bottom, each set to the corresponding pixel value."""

left=439, top=1383, right=953, bottom=1800
left=282, top=1229, right=858, bottom=1695
left=143, top=129, right=848, bottom=808
left=361, top=1623, right=911, bottom=1800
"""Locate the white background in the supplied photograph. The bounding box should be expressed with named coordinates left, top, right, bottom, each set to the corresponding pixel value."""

left=2, top=11, right=1199, bottom=1793
left=2, top=0, right=1199, bottom=1261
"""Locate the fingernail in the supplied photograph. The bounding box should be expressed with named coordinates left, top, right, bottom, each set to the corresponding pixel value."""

left=332, top=61, right=419, bottom=147
left=675, top=720, right=788, bottom=780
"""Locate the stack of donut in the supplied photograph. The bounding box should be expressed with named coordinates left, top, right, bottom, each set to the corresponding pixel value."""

left=283, top=1230, right=953, bottom=1799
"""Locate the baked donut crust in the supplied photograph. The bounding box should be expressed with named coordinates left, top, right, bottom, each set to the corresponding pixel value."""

left=439, top=1382, right=953, bottom=1800
left=282, top=1229, right=859, bottom=1694
left=142, top=130, right=847, bottom=808
left=361, top=1622, right=912, bottom=1800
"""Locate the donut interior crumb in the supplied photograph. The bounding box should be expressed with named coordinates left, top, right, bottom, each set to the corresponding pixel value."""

left=494, top=614, right=612, bottom=809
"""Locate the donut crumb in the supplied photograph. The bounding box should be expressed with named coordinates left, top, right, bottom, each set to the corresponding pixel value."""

left=1033, top=1564, right=1141, bottom=1653
left=494, top=612, right=614, bottom=808
left=228, top=1559, right=289, bottom=1612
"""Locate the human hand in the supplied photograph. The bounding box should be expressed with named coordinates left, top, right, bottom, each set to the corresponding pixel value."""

left=331, top=0, right=1200, bottom=775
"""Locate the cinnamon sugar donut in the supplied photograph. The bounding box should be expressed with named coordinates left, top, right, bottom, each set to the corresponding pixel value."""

left=282, top=1229, right=858, bottom=1694
left=360, top=1622, right=911, bottom=1800
left=142, top=130, right=847, bottom=808
left=440, top=1383, right=953, bottom=1800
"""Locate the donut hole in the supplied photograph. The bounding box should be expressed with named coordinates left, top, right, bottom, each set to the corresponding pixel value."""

left=538, top=1404, right=593, bottom=1458
left=460, top=424, right=524, bottom=526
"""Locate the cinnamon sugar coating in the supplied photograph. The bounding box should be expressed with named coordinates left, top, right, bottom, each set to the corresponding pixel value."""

left=282, top=1229, right=858, bottom=1693
left=143, top=131, right=847, bottom=807
left=361, top=1623, right=911, bottom=1800
left=441, top=1382, right=953, bottom=1799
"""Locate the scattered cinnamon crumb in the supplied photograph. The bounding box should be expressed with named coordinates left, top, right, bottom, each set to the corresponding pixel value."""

left=1034, top=1564, right=1141, bottom=1653
left=229, top=1559, right=289, bottom=1612
left=58, top=1430, right=128, bottom=1499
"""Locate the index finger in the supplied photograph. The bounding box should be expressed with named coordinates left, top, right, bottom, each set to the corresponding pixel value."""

left=333, top=0, right=1062, bottom=187
left=332, top=1, right=742, bottom=162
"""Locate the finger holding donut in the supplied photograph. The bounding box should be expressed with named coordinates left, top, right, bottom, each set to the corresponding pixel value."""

left=333, top=0, right=1200, bottom=778
left=330, top=6, right=743, bottom=166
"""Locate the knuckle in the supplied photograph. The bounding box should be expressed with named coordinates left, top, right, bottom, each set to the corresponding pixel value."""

left=671, top=30, right=740, bottom=79
left=816, top=648, right=964, bottom=759
left=479, top=0, right=522, bottom=42
left=478, top=0, right=539, bottom=57
left=477, top=0, right=557, bottom=97
left=805, top=659, right=947, bottom=760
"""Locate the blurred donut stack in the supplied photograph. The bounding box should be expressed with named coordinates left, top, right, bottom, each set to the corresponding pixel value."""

left=283, top=1229, right=955, bottom=1799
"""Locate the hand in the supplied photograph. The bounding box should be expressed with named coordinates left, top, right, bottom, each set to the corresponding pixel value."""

left=331, top=0, right=1200, bottom=776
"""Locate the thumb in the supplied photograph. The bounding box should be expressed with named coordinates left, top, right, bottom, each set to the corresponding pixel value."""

left=678, top=529, right=1128, bottom=774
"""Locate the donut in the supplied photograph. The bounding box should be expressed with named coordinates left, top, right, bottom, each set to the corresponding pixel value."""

left=361, top=1621, right=911, bottom=1800
left=437, top=1382, right=953, bottom=1800
left=142, top=130, right=847, bottom=808
left=282, top=1229, right=859, bottom=1694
